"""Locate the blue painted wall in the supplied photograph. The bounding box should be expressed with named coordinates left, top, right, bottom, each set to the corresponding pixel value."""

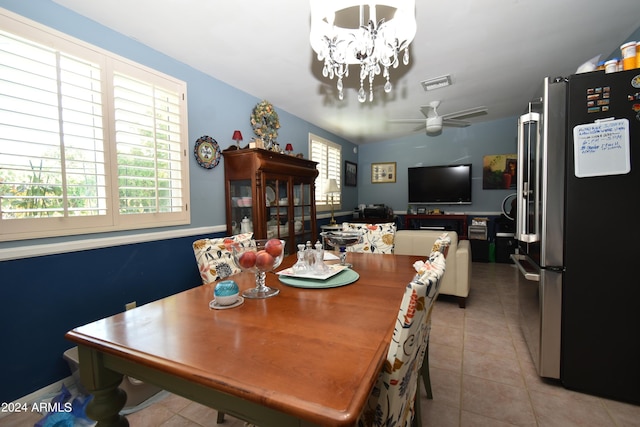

left=357, top=116, right=519, bottom=213
left=0, top=235, right=206, bottom=402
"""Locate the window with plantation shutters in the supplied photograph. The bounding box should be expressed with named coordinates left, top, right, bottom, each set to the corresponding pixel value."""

left=0, top=11, right=189, bottom=241
left=0, top=31, right=106, bottom=222
left=113, top=70, right=185, bottom=216
left=309, top=133, right=341, bottom=211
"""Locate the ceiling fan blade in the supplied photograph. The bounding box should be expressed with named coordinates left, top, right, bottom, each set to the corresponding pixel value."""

left=442, top=118, right=471, bottom=127
left=387, top=118, right=427, bottom=131
left=387, top=119, right=425, bottom=123
left=441, top=106, right=488, bottom=120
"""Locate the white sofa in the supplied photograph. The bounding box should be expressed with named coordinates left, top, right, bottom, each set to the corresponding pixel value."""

left=394, top=229, right=471, bottom=308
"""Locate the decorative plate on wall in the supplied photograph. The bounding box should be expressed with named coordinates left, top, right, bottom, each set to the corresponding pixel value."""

left=194, top=135, right=221, bottom=169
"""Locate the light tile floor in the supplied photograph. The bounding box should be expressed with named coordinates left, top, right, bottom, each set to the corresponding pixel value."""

left=422, top=262, right=640, bottom=427
left=4, top=262, right=640, bottom=426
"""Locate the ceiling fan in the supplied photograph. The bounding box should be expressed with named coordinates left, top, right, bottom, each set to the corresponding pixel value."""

left=390, top=101, right=488, bottom=134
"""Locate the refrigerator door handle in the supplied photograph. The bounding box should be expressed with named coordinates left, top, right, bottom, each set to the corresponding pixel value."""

left=511, top=253, right=540, bottom=281
left=516, top=112, right=541, bottom=243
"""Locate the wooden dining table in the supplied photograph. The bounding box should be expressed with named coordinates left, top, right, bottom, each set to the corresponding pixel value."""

left=65, top=252, right=424, bottom=427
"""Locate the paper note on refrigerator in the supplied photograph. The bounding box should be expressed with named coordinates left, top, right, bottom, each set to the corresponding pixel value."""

left=573, top=118, right=631, bottom=178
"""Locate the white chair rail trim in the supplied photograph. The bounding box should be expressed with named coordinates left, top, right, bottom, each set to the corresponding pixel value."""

left=0, top=226, right=222, bottom=262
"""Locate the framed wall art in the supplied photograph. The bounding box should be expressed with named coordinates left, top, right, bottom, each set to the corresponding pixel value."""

left=344, top=161, right=357, bottom=187
left=371, top=162, right=396, bottom=184
left=482, top=154, right=517, bottom=189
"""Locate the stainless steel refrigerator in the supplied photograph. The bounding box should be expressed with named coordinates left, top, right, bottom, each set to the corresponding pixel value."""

left=513, top=69, right=640, bottom=404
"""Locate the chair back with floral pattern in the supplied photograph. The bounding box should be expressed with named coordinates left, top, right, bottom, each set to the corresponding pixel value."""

left=417, top=251, right=446, bottom=388
left=192, top=233, right=252, bottom=284
left=358, top=252, right=445, bottom=427
left=430, top=232, right=452, bottom=258
left=342, top=222, right=396, bottom=254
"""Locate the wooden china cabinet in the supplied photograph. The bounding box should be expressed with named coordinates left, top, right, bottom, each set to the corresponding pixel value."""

left=222, top=148, right=318, bottom=254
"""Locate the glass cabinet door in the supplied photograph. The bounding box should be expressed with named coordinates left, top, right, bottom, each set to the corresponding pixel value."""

left=230, top=179, right=253, bottom=235
left=293, top=180, right=314, bottom=247
left=263, top=177, right=315, bottom=251
left=265, top=177, right=288, bottom=240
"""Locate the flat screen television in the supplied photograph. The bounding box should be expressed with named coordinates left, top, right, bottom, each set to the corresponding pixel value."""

left=408, top=164, right=472, bottom=205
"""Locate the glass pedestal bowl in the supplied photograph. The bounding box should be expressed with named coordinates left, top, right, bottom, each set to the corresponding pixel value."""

left=232, top=239, right=286, bottom=299
left=320, top=231, right=363, bottom=268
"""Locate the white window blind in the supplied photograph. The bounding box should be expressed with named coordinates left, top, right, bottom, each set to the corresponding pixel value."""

left=113, top=71, right=184, bottom=215
left=0, top=29, right=107, bottom=219
left=0, top=11, right=189, bottom=241
left=309, top=133, right=341, bottom=210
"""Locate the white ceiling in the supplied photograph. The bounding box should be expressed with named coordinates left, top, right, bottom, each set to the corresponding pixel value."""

left=53, top=0, right=640, bottom=144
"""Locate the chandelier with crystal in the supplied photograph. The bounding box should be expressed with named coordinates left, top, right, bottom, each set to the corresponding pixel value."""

left=309, top=0, right=417, bottom=102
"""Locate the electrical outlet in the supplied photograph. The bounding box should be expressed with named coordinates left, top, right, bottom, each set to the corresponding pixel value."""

left=125, top=301, right=136, bottom=311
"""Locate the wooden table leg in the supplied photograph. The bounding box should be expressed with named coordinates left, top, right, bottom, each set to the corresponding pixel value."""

left=77, top=345, right=129, bottom=427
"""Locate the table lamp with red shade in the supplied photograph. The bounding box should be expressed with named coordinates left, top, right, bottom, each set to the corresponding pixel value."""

left=232, top=130, right=243, bottom=149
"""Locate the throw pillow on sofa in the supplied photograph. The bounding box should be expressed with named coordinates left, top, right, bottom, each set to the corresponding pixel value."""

left=193, top=233, right=252, bottom=284
left=342, top=222, right=396, bottom=254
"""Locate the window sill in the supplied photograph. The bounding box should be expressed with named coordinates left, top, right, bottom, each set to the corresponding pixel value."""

left=0, top=225, right=221, bottom=261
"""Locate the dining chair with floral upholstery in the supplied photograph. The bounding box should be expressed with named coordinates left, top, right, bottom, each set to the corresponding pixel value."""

left=411, top=234, right=450, bottom=400
left=342, top=222, right=397, bottom=254
left=192, top=232, right=253, bottom=424
left=192, top=232, right=253, bottom=285
left=358, top=251, right=445, bottom=427
left=417, top=250, right=447, bottom=401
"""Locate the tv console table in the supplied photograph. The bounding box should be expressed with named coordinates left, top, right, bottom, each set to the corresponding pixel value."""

left=404, top=214, right=468, bottom=240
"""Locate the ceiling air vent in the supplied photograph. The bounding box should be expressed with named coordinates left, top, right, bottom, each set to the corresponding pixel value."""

left=420, top=74, right=452, bottom=91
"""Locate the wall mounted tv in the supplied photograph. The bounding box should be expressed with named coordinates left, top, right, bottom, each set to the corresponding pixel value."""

left=408, top=164, right=472, bottom=205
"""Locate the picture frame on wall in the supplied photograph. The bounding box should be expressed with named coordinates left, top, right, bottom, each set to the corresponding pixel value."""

left=371, top=162, right=396, bottom=184
left=344, top=161, right=357, bottom=187
left=482, top=154, right=517, bottom=189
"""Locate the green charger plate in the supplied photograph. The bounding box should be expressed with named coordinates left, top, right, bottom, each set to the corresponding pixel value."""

left=278, top=268, right=359, bottom=289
